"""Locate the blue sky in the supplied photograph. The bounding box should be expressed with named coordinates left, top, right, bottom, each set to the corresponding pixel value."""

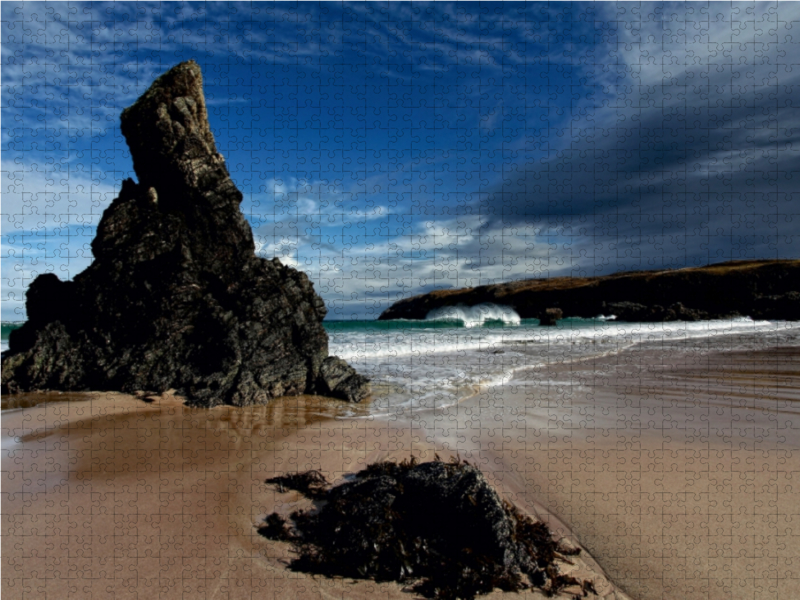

left=2, top=1, right=799, bottom=320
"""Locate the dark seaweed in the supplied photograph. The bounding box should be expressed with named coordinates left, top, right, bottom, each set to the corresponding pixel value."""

left=257, top=513, right=294, bottom=541
left=265, top=470, right=329, bottom=499
left=260, top=457, right=596, bottom=599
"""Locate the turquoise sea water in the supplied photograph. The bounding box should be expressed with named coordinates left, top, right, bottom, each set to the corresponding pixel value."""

left=4, top=304, right=800, bottom=419
left=325, top=307, right=800, bottom=417
left=1, top=322, right=22, bottom=342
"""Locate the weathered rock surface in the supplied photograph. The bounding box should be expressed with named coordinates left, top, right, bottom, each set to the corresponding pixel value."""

left=379, top=260, right=800, bottom=323
left=538, top=307, right=563, bottom=326
left=1, top=61, right=370, bottom=406
left=603, top=301, right=710, bottom=322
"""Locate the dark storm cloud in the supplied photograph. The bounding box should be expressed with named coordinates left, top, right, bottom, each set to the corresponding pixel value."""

left=481, top=3, right=800, bottom=271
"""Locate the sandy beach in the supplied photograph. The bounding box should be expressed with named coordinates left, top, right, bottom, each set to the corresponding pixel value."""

left=429, top=344, right=800, bottom=600
left=3, top=343, right=799, bottom=600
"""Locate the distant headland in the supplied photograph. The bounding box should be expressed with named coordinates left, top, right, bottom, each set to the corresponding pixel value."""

left=379, top=259, right=800, bottom=323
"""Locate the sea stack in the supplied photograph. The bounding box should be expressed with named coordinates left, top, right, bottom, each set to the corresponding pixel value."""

left=1, top=61, right=370, bottom=406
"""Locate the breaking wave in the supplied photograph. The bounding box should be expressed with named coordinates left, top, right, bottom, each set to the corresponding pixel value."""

left=424, top=303, right=521, bottom=328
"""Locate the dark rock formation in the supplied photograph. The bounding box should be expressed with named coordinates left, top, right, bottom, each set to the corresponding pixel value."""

left=603, top=301, right=710, bottom=322
left=1, top=61, right=370, bottom=406
left=379, top=260, right=800, bottom=323
left=538, top=308, right=563, bottom=326
left=261, top=458, right=592, bottom=599
left=315, top=356, right=371, bottom=403
left=753, top=291, right=800, bottom=321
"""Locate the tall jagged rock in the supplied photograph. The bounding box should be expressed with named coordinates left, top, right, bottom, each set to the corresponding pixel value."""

left=1, top=61, right=370, bottom=406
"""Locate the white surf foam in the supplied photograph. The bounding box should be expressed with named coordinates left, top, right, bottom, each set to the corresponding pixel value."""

left=424, top=303, right=521, bottom=328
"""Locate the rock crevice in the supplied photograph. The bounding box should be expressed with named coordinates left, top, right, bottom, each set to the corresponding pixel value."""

left=2, top=60, right=370, bottom=406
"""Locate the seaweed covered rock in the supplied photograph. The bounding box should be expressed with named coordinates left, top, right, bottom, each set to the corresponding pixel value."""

left=1, top=61, right=370, bottom=406
left=261, top=458, right=595, bottom=599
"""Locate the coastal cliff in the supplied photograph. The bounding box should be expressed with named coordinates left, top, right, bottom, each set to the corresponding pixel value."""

left=379, top=260, right=800, bottom=322
left=1, top=61, right=369, bottom=405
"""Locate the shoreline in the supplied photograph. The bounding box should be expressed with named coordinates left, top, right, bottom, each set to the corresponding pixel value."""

left=3, top=343, right=799, bottom=599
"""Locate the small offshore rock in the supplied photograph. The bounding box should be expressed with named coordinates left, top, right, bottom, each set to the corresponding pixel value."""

left=538, top=307, right=563, bottom=326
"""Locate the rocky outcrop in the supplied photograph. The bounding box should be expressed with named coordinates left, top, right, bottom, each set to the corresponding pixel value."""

left=379, top=260, right=800, bottom=323
left=261, top=458, right=595, bottom=599
left=538, top=308, right=563, bottom=326
left=603, top=301, right=710, bottom=322
left=752, top=291, right=800, bottom=321
left=1, top=61, right=369, bottom=406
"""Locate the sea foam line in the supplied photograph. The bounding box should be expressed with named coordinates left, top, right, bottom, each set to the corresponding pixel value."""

left=424, top=303, right=522, bottom=328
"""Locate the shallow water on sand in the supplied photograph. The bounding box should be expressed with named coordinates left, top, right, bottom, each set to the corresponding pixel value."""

left=329, top=315, right=800, bottom=420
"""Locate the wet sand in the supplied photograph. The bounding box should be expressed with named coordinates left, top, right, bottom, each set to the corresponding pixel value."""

left=1, top=391, right=622, bottom=599
left=3, top=344, right=798, bottom=600
left=424, top=345, right=800, bottom=600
